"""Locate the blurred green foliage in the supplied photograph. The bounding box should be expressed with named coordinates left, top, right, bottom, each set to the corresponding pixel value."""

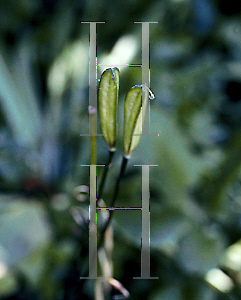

left=1, top=0, right=241, bottom=299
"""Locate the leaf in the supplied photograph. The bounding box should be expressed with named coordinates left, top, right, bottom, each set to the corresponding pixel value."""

left=123, top=85, right=150, bottom=157
left=98, top=67, right=119, bottom=150
left=0, top=50, right=41, bottom=148
left=177, top=227, right=225, bottom=275
left=0, top=197, right=51, bottom=267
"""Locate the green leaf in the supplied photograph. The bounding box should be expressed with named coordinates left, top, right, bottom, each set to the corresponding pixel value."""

left=98, top=67, right=119, bottom=150
left=177, top=227, right=225, bottom=275
left=123, top=85, right=150, bottom=157
left=0, top=49, right=41, bottom=148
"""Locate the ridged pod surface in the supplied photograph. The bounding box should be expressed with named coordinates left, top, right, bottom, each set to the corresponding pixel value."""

left=98, top=68, right=119, bottom=150
left=124, top=85, right=149, bottom=157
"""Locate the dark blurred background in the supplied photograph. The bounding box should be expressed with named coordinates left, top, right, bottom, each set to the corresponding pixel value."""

left=1, top=0, right=241, bottom=299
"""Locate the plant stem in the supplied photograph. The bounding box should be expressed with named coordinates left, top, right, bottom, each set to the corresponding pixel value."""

left=97, top=150, right=115, bottom=202
left=97, top=156, right=129, bottom=250
left=78, top=156, right=128, bottom=284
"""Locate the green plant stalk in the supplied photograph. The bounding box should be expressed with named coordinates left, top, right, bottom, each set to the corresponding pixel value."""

left=97, top=150, right=115, bottom=203
left=78, top=155, right=126, bottom=284
left=97, top=156, right=129, bottom=250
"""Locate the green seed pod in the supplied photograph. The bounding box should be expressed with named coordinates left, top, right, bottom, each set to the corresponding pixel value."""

left=124, top=85, right=150, bottom=158
left=98, top=68, right=119, bottom=151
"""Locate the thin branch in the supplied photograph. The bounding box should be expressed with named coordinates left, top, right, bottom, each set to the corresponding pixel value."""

left=97, top=156, right=129, bottom=250
left=97, top=150, right=115, bottom=202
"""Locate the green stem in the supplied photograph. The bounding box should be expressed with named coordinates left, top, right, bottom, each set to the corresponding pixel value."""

left=97, top=156, right=129, bottom=250
left=78, top=156, right=128, bottom=284
left=97, top=150, right=115, bottom=203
